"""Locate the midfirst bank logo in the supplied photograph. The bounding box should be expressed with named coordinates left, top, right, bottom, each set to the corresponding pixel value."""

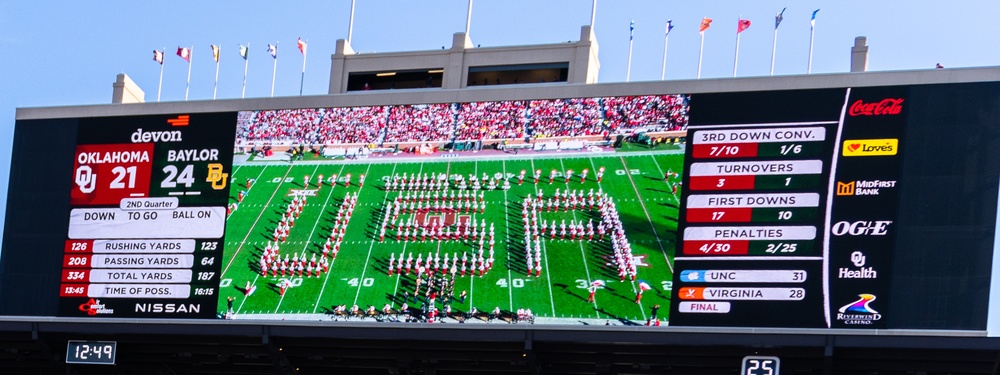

left=842, top=139, right=898, bottom=157
left=836, top=294, right=882, bottom=325
left=836, top=180, right=898, bottom=196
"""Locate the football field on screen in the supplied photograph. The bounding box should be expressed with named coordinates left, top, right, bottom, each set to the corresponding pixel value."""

left=217, top=150, right=683, bottom=324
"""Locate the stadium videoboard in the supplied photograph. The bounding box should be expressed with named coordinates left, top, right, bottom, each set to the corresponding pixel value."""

left=2, top=81, right=998, bottom=332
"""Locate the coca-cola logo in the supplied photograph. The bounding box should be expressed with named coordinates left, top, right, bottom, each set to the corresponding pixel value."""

left=849, top=99, right=904, bottom=116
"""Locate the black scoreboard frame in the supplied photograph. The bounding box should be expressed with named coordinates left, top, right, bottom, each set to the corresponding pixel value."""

left=3, top=67, right=1000, bottom=338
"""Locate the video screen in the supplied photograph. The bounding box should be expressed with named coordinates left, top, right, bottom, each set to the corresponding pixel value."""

left=218, top=95, right=689, bottom=325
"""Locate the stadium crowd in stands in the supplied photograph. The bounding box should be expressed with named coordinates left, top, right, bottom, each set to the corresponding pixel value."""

left=384, top=104, right=454, bottom=143
left=454, top=101, right=527, bottom=140
left=235, top=95, right=689, bottom=148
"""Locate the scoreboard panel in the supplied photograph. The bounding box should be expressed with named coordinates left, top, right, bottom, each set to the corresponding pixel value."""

left=671, top=87, right=909, bottom=328
left=2, top=82, right=999, bottom=333
left=55, top=113, right=236, bottom=318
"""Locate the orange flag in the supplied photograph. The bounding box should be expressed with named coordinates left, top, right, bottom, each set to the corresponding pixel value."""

left=699, top=17, right=713, bottom=33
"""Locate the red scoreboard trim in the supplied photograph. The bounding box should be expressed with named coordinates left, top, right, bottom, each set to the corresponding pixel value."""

left=62, top=269, right=90, bottom=283
left=64, top=240, right=94, bottom=254
left=70, top=143, right=155, bottom=206
left=59, top=284, right=88, bottom=297
left=691, top=143, right=759, bottom=159
left=689, top=175, right=756, bottom=191
left=63, top=255, right=92, bottom=269
left=686, top=208, right=753, bottom=223
left=682, top=240, right=750, bottom=255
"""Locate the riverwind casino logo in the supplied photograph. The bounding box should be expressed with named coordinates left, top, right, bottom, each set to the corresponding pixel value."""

left=836, top=294, right=882, bottom=325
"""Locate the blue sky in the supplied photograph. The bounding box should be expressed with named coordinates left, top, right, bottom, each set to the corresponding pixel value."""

left=0, top=0, right=998, bottom=240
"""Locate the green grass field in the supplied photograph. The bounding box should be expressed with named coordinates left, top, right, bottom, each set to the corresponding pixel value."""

left=217, top=150, right=683, bottom=325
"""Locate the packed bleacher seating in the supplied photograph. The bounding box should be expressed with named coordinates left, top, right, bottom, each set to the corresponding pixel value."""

left=383, top=104, right=455, bottom=143
left=524, top=98, right=604, bottom=138
left=235, top=95, right=690, bottom=147
left=313, top=106, right=387, bottom=145
left=601, top=94, right=688, bottom=132
left=454, top=101, right=528, bottom=140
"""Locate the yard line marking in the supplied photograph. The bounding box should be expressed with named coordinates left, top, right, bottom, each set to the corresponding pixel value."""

left=235, top=274, right=260, bottom=314
left=293, top=163, right=344, bottom=313
left=558, top=158, right=599, bottom=317
left=528, top=158, right=558, bottom=317
left=353, top=162, right=410, bottom=307
left=647, top=154, right=680, bottom=208
left=588, top=157, right=646, bottom=321
left=382, top=164, right=413, bottom=308
left=501, top=160, right=513, bottom=312
left=221, top=166, right=276, bottom=276
left=619, top=156, right=674, bottom=273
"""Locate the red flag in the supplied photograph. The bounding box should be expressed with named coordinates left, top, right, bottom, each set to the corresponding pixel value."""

left=176, top=47, right=191, bottom=62
left=699, top=18, right=713, bottom=33
left=737, top=19, right=751, bottom=34
left=297, top=38, right=307, bottom=55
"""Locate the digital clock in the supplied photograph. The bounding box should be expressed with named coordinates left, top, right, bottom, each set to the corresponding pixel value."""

left=66, top=340, right=116, bottom=365
left=741, top=355, right=779, bottom=375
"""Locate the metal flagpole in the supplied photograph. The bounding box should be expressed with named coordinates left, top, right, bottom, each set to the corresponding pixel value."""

left=808, top=27, right=815, bottom=74
left=466, top=0, right=473, bottom=35
left=213, top=45, right=220, bottom=100
left=770, top=27, right=778, bottom=75
left=299, top=40, right=307, bottom=96
left=185, top=46, right=193, bottom=101
left=808, top=9, right=818, bottom=74
left=733, top=17, right=741, bottom=77
left=661, top=21, right=671, bottom=80
left=242, top=43, right=249, bottom=99
left=697, top=32, right=705, bottom=79
left=626, top=20, right=634, bottom=82
left=347, top=0, right=356, bottom=44
left=590, top=0, right=597, bottom=27
left=157, top=48, right=164, bottom=102
left=771, top=8, right=784, bottom=76
left=270, top=42, right=278, bottom=98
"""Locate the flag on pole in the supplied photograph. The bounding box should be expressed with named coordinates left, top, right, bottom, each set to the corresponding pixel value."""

left=297, top=38, right=307, bottom=55
left=666, top=19, right=674, bottom=35
left=267, top=44, right=278, bottom=58
left=699, top=17, right=713, bottom=33
left=737, top=19, right=751, bottom=34
left=211, top=45, right=220, bottom=63
left=775, top=7, right=786, bottom=29
left=638, top=280, right=653, bottom=292
left=153, top=49, right=164, bottom=64
left=629, top=20, right=635, bottom=41
left=239, top=44, right=249, bottom=60
left=176, top=47, right=191, bottom=62
left=811, top=9, right=820, bottom=28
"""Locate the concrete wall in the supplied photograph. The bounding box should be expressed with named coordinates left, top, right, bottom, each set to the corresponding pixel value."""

left=111, top=73, right=145, bottom=104
left=327, top=26, right=600, bottom=94
left=25, top=66, right=1000, bottom=120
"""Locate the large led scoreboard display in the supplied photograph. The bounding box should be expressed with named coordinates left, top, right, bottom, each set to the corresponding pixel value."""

left=2, top=81, right=998, bottom=332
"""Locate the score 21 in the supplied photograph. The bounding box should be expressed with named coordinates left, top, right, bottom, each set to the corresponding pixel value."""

left=71, top=144, right=155, bottom=206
